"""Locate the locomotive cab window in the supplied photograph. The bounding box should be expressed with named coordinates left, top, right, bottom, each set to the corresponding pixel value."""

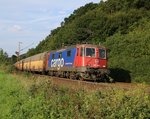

left=67, top=50, right=71, bottom=57
left=99, top=49, right=106, bottom=59
left=52, top=54, right=55, bottom=59
left=86, top=48, right=95, bottom=57
left=58, top=52, right=62, bottom=58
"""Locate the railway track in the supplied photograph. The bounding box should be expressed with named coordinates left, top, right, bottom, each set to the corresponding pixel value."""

left=33, top=74, right=150, bottom=93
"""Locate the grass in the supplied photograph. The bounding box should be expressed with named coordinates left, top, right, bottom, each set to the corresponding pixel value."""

left=0, top=69, right=150, bottom=119
left=0, top=71, right=26, bottom=118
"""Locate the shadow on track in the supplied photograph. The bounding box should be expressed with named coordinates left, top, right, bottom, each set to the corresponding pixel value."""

left=109, top=68, right=131, bottom=83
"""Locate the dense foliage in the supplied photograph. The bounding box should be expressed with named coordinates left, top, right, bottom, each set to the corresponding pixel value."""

left=0, top=71, right=150, bottom=119
left=26, top=0, right=150, bottom=83
left=0, top=48, right=17, bottom=66
left=0, top=48, right=9, bottom=65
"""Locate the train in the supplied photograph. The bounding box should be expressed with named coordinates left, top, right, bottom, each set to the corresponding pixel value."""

left=15, top=44, right=111, bottom=82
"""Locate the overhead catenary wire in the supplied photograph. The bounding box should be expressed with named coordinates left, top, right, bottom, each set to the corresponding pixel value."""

left=20, top=42, right=34, bottom=52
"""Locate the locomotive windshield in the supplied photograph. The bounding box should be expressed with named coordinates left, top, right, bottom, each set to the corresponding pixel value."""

left=99, top=49, right=106, bottom=59
left=86, top=48, right=95, bottom=57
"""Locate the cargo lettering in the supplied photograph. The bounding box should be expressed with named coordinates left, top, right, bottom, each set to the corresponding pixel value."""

left=51, top=58, right=64, bottom=68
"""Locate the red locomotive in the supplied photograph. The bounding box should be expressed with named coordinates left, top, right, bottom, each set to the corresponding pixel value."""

left=15, top=44, right=110, bottom=82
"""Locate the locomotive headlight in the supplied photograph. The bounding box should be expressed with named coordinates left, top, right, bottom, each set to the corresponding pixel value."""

left=102, top=65, right=106, bottom=68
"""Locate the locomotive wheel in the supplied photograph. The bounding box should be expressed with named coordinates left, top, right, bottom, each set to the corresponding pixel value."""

left=66, top=72, right=70, bottom=79
left=79, top=76, right=84, bottom=81
left=102, top=75, right=114, bottom=83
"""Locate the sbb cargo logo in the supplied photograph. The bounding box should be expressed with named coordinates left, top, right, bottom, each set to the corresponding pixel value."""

left=51, top=58, right=64, bottom=69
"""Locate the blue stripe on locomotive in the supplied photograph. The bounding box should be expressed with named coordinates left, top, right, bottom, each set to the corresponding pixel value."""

left=48, top=48, right=76, bottom=68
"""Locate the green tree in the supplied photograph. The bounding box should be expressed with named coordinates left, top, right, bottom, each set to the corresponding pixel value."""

left=0, top=48, right=9, bottom=65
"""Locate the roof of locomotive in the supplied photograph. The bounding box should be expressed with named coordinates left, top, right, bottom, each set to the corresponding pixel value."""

left=76, top=44, right=106, bottom=48
left=49, top=44, right=106, bottom=53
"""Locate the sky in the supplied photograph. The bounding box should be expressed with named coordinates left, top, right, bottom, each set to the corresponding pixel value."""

left=0, top=0, right=101, bottom=56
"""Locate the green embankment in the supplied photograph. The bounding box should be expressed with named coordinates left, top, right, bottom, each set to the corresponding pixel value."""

left=0, top=70, right=150, bottom=119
